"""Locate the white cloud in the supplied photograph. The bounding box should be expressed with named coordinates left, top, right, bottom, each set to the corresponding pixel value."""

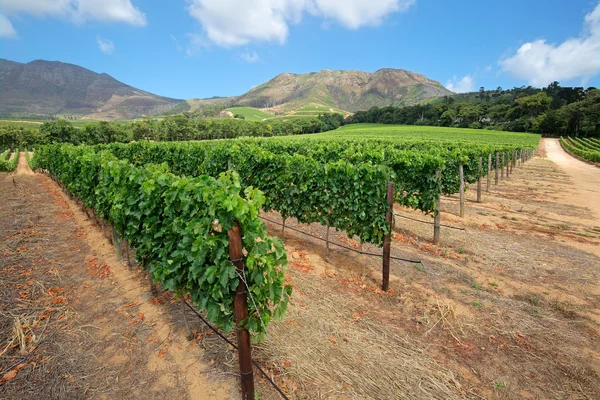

left=484, top=65, right=492, bottom=72
left=313, top=0, right=414, bottom=29
left=0, top=14, right=17, bottom=38
left=240, top=51, right=260, bottom=63
left=445, top=75, right=474, bottom=93
left=0, top=0, right=146, bottom=28
left=96, top=35, right=114, bottom=55
left=186, top=0, right=414, bottom=47
left=500, top=3, right=600, bottom=86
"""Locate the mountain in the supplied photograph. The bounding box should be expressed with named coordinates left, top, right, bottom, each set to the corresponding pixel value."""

left=0, top=59, right=182, bottom=119
left=0, top=59, right=453, bottom=119
left=184, top=68, right=454, bottom=114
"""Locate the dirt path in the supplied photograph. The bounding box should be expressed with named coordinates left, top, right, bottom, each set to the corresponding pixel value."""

left=543, top=138, right=600, bottom=220
left=15, top=152, right=33, bottom=176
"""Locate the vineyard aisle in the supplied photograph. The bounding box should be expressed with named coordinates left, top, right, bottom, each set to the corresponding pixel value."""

left=544, top=138, right=600, bottom=219
left=0, top=155, right=236, bottom=399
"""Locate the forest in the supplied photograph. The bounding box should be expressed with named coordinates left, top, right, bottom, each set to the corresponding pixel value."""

left=346, top=82, right=600, bottom=137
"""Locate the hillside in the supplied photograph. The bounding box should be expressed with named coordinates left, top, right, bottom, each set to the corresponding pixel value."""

left=0, top=59, right=182, bottom=120
left=184, top=68, right=453, bottom=114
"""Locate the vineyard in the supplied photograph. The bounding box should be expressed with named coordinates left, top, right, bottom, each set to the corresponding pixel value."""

left=0, top=149, right=18, bottom=172
left=7, top=126, right=600, bottom=400
left=560, top=136, right=600, bottom=163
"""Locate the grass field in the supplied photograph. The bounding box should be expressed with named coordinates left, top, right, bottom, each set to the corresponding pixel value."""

left=292, top=104, right=347, bottom=116
left=0, top=119, right=44, bottom=129
left=226, top=107, right=275, bottom=121
left=0, top=118, right=133, bottom=130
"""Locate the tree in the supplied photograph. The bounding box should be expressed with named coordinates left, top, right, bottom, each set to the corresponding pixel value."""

left=514, top=92, right=551, bottom=118
left=40, top=120, right=77, bottom=144
left=132, top=117, right=157, bottom=141
left=539, top=111, right=563, bottom=136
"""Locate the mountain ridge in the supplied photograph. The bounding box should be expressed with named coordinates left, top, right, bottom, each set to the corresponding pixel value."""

left=0, top=58, right=454, bottom=119
left=0, top=59, right=182, bottom=119
left=185, top=67, right=453, bottom=114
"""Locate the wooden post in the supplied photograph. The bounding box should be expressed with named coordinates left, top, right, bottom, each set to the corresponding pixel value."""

left=459, top=164, right=465, bottom=218
left=487, top=154, right=491, bottom=192
left=382, top=182, right=394, bottom=292
left=495, top=152, right=499, bottom=185
left=506, top=152, right=510, bottom=177
left=477, top=157, right=482, bottom=203
left=111, top=226, right=123, bottom=261
left=227, top=222, right=255, bottom=399
left=501, top=153, right=505, bottom=180
left=281, top=218, right=286, bottom=239
left=433, top=170, right=441, bottom=244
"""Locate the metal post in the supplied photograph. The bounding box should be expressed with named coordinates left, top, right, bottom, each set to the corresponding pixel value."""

left=433, top=170, right=441, bottom=244
left=459, top=164, right=465, bottom=218
left=382, top=182, right=394, bottom=291
left=487, top=154, right=491, bottom=192
left=477, top=157, right=482, bottom=203
left=111, top=226, right=123, bottom=260
left=325, top=226, right=330, bottom=258
left=495, top=152, right=499, bottom=185
left=228, top=222, right=255, bottom=399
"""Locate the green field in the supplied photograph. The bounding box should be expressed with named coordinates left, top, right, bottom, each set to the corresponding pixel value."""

left=317, top=124, right=540, bottom=146
left=226, top=107, right=275, bottom=121
left=0, top=118, right=134, bottom=130
left=0, top=119, right=44, bottom=129
left=291, top=104, right=348, bottom=116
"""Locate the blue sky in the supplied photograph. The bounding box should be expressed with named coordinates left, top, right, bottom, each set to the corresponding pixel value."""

left=1, top=0, right=599, bottom=100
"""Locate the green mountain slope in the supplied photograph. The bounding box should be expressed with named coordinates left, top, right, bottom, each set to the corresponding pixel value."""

left=183, top=68, right=453, bottom=115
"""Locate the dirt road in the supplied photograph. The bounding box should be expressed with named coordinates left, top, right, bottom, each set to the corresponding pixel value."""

left=15, top=152, right=33, bottom=175
left=544, top=138, right=600, bottom=220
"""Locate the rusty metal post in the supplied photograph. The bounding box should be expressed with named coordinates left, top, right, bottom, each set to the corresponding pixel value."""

left=228, top=222, right=255, bottom=400
left=433, top=170, right=441, bottom=244
left=382, top=182, right=394, bottom=291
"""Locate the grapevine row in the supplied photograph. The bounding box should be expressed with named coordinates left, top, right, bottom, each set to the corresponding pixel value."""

left=0, top=149, right=19, bottom=172
left=560, top=137, right=600, bottom=163
left=95, top=138, right=536, bottom=245
left=31, top=144, right=291, bottom=340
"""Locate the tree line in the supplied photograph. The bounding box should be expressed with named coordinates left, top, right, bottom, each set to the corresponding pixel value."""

left=0, top=113, right=344, bottom=149
left=346, top=82, right=600, bottom=137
